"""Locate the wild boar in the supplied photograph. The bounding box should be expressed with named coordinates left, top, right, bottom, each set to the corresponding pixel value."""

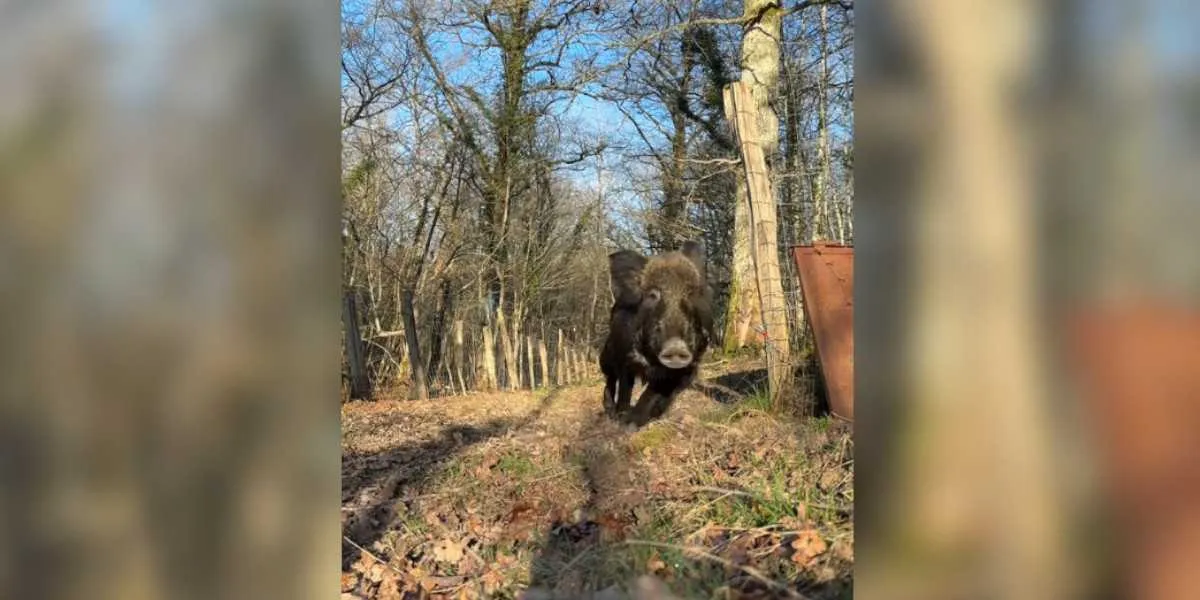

left=599, top=241, right=714, bottom=426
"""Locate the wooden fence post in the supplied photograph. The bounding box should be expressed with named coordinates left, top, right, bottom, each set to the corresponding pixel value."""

left=557, top=329, right=567, bottom=385
left=453, top=319, right=467, bottom=393
left=724, top=81, right=792, bottom=405
left=538, top=338, right=550, bottom=389
left=525, top=335, right=536, bottom=389
left=481, top=326, right=498, bottom=391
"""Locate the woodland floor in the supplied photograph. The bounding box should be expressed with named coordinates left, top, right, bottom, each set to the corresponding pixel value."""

left=341, top=357, right=853, bottom=600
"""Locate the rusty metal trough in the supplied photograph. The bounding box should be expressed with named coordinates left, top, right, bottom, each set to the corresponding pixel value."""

left=791, top=243, right=854, bottom=421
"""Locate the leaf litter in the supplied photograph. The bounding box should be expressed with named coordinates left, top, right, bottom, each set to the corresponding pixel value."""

left=341, top=358, right=852, bottom=599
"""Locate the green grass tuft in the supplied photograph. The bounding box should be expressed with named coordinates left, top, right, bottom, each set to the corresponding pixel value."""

left=496, top=451, right=537, bottom=477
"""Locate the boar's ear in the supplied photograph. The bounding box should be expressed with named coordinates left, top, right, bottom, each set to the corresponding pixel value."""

left=679, top=241, right=705, bottom=279
left=609, top=250, right=647, bottom=307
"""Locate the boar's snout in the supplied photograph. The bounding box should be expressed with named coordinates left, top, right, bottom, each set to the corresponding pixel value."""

left=657, top=338, right=693, bottom=370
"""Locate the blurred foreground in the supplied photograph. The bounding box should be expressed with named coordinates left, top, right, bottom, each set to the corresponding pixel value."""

left=856, top=1, right=1200, bottom=599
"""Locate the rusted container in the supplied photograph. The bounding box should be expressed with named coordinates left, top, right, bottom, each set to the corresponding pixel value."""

left=1068, top=307, right=1200, bottom=600
left=791, top=243, right=854, bottom=421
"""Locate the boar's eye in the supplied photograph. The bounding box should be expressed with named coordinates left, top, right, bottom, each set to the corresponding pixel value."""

left=645, top=289, right=661, bottom=304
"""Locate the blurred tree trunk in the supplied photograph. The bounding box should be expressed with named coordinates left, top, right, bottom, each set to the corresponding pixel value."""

left=401, top=289, right=427, bottom=400
left=862, top=1, right=1069, bottom=597
left=342, top=291, right=372, bottom=400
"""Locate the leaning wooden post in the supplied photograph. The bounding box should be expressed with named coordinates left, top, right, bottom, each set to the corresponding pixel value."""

left=724, top=81, right=792, bottom=406
left=342, top=290, right=372, bottom=400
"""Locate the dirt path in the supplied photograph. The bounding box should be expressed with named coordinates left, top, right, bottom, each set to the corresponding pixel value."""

left=341, top=360, right=852, bottom=600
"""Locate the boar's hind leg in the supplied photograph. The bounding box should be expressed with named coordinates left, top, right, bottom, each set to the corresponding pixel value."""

left=614, top=372, right=635, bottom=417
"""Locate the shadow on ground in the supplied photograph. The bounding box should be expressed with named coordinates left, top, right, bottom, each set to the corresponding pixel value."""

left=695, top=359, right=833, bottom=418
left=340, top=388, right=563, bottom=570
left=693, top=368, right=769, bottom=404
left=524, top=406, right=852, bottom=600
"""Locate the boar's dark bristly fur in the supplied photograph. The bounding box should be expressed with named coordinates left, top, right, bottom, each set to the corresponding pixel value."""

left=599, top=241, right=713, bottom=426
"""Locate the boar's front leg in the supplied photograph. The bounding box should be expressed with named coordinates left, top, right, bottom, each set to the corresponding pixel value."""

left=626, top=382, right=681, bottom=427
left=602, top=375, right=618, bottom=417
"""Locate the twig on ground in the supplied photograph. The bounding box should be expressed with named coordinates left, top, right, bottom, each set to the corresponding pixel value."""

left=342, top=536, right=406, bottom=576
left=558, top=545, right=597, bottom=574
left=624, top=540, right=808, bottom=599
left=692, top=485, right=756, bottom=498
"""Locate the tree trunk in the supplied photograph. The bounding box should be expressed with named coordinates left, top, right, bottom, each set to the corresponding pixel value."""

left=509, top=301, right=525, bottom=384
left=725, top=0, right=784, bottom=353
left=401, top=289, right=428, bottom=400
left=342, top=291, right=372, bottom=400
left=426, top=279, right=451, bottom=381
left=724, top=174, right=761, bottom=352
left=813, top=3, right=832, bottom=241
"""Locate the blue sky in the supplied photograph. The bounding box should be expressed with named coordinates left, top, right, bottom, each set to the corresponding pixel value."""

left=341, top=0, right=1196, bottom=199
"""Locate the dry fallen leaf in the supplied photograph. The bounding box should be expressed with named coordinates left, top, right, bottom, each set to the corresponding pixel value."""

left=475, top=454, right=500, bottom=477
left=366, top=562, right=386, bottom=583
left=423, top=510, right=443, bottom=529
left=419, top=576, right=438, bottom=592
left=596, top=513, right=632, bottom=543
left=831, top=539, right=854, bottom=562
left=432, top=539, right=464, bottom=564
left=341, top=572, right=359, bottom=592
left=646, top=553, right=667, bottom=574
left=376, top=572, right=403, bottom=600
left=481, top=569, right=505, bottom=594
left=818, top=469, right=842, bottom=491
left=791, top=529, right=828, bottom=567
left=632, top=505, right=652, bottom=525
left=350, top=556, right=374, bottom=574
